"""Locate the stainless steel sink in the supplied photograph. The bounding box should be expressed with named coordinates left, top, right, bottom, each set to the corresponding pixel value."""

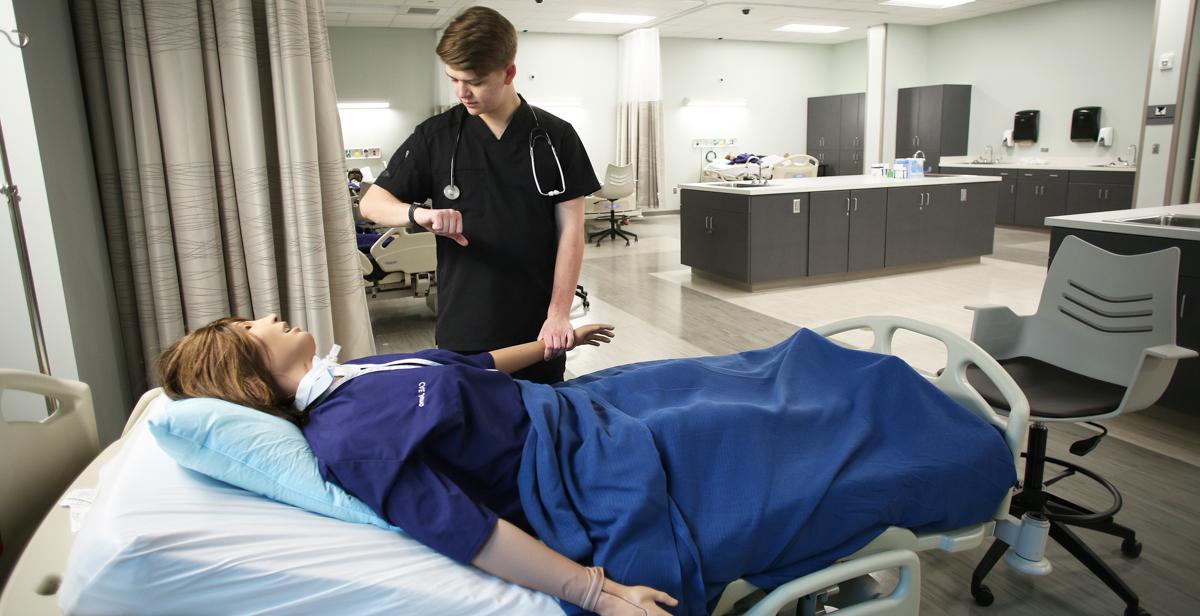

left=713, top=181, right=771, bottom=188
left=1089, top=163, right=1135, bottom=168
left=1111, top=214, right=1200, bottom=228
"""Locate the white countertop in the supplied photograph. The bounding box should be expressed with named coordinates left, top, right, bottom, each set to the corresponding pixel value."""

left=938, top=159, right=1136, bottom=173
left=679, top=174, right=1000, bottom=195
left=1046, top=204, right=1200, bottom=241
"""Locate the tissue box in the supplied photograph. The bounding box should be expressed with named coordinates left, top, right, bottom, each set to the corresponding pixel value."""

left=894, top=158, right=925, bottom=178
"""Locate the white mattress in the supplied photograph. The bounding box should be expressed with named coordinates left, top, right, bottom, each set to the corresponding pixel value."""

left=59, top=396, right=563, bottom=615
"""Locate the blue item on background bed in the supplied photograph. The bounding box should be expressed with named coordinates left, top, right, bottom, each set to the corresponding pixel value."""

left=517, top=329, right=1016, bottom=615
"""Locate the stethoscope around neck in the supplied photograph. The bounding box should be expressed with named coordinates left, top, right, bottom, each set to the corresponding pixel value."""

left=443, top=95, right=566, bottom=201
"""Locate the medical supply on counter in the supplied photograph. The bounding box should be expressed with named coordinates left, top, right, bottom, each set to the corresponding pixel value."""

left=870, top=164, right=886, bottom=177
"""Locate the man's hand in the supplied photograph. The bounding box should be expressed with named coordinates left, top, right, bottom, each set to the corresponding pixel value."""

left=537, top=315, right=575, bottom=360
left=595, top=578, right=678, bottom=616
left=413, top=207, right=468, bottom=246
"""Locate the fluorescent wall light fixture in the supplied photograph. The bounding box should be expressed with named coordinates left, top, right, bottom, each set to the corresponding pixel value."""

left=682, top=97, right=748, bottom=108
left=774, top=24, right=848, bottom=34
left=880, top=0, right=975, bottom=8
left=337, top=100, right=390, bottom=109
left=569, top=12, right=654, bottom=24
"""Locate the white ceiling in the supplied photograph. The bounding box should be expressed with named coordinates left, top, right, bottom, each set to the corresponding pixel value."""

left=325, top=0, right=1060, bottom=44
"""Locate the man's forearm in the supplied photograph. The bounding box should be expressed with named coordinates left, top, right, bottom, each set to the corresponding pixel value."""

left=359, top=185, right=412, bottom=227
left=547, top=200, right=585, bottom=318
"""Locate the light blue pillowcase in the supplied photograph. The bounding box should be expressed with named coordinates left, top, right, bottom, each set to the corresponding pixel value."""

left=147, top=397, right=403, bottom=533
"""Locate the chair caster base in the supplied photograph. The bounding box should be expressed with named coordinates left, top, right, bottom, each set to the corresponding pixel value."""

left=1125, top=606, right=1149, bottom=616
left=972, top=584, right=994, bottom=607
left=1121, top=539, right=1142, bottom=558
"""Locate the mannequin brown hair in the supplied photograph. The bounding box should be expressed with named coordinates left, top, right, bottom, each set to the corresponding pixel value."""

left=155, top=317, right=306, bottom=426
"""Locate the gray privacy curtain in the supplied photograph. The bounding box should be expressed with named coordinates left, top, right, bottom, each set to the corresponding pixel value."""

left=616, top=28, right=664, bottom=209
left=70, top=0, right=373, bottom=391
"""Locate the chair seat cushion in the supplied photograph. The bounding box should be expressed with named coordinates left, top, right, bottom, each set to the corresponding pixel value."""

left=965, top=356, right=1126, bottom=419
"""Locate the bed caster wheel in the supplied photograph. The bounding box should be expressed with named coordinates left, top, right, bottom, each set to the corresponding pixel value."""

left=1122, top=539, right=1143, bottom=558
left=1124, top=606, right=1149, bottom=616
left=972, top=585, right=994, bottom=607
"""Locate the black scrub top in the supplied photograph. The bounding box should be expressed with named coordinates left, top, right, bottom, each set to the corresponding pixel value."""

left=375, top=96, right=600, bottom=351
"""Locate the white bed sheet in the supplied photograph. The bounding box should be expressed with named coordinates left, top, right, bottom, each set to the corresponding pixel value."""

left=58, top=397, right=563, bottom=615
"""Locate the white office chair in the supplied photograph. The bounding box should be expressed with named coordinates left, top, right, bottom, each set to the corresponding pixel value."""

left=0, top=371, right=99, bottom=585
left=587, top=164, right=638, bottom=246
left=962, top=235, right=1196, bottom=616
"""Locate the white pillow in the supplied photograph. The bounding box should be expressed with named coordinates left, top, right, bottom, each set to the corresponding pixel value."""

left=59, top=396, right=562, bottom=616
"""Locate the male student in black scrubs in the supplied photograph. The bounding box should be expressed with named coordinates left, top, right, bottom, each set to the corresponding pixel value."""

left=359, top=6, right=600, bottom=384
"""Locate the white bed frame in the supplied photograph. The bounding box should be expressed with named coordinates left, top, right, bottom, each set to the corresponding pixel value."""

left=0, top=316, right=1033, bottom=616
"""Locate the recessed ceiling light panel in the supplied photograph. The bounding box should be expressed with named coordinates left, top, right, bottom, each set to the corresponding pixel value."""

left=881, top=0, right=976, bottom=8
left=568, top=12, right=654, bottom=25
left=774, top=24, right=849, bottom=34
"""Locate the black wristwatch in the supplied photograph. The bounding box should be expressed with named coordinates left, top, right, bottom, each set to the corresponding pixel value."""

left=408, top=203, right=425, bottom=228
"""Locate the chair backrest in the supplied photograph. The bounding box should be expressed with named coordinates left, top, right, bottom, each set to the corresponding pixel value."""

left=1019, top=235, right=1181, bottom=386
left=594, top=164, right=636, bottom=201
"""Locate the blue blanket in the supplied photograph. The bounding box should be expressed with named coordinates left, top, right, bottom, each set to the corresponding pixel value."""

left=516, top=329, right=1016, bottom=615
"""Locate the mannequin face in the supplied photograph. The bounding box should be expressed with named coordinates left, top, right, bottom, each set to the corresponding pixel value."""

left=241, top=314, right=314, bottom=396
left=445, top=63, right=516, bottom=117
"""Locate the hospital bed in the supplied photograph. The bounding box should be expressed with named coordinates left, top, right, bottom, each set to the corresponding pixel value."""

left=0, top=315, right=1038, bottom=616
left=357, top=226, right=438, bottom=313
left=702, top=154, right=819, bottom=182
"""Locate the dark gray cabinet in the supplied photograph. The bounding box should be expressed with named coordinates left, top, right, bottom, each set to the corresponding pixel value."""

left=895, top=84, right=971, bottom=173
left=807, top=92, right=864, bottom=176
left=1014, top=170, right=1067, bottom=226
left=886, top=183, right=995, bottom=267
left=1065, top=170, right=1136, bottom=215
left=995, top=170, right=1018, bottom=225
left=808, top=188, right=887, bottom=276
left=680, top=191, right=808, bottom=285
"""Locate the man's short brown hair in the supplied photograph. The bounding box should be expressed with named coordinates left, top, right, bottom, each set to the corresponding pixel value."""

left=436, top=6, right=517, bottom=75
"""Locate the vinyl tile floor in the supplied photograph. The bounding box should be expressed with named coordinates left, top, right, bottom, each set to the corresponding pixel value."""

left=368, top=215, right=1199, bottom=616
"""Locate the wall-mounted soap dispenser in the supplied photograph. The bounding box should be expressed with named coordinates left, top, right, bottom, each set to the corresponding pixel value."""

left=1097, top=127, right=1114, bottom=147
left=1013, top=110, right=1040, bottom=143
left=1071, top=106, right=1101, bottom=141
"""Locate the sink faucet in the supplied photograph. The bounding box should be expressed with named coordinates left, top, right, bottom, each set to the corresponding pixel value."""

left=1122, top=144, right=1138, bottom=167
left=748, top=156, right=767, bottom=184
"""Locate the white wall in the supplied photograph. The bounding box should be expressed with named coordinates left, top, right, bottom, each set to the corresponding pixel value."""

left=328, top=27, right=437, bottom=177
left=920, top=0, right=1154, bottom=163
left=831, top=39, right=868, bottom=96
left=883, top=25, right=931, bottom=161
left=661, top=37, right=837, bottom=210
left=1, top=0, right=131, bottom=441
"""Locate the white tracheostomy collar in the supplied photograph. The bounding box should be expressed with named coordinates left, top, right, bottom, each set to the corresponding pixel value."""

left=291, top=345, right=455, bottom=412
left=292, top=344, right=342, bottom=412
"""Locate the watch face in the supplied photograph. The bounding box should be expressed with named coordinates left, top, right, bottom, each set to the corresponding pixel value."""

left=443, top=184, right=461, bottom=200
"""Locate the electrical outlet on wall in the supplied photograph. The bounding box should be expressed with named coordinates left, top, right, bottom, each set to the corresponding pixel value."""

left=1040, top=147, right=1049, bottom=153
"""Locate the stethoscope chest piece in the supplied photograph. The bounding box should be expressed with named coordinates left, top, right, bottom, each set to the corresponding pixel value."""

left=443, top=184, right=461, bottom=200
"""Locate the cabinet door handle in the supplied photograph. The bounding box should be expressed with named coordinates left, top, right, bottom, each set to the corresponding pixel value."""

left=1098, top=188, right=1103, bottom=199
left=1105, top=189, right=1110, bottom=199
left=1010, top=184, right=1015, bottom=194
left=1182, top=293, right=1188, bottom=317
left=846, top=197, right=851, bottom=215
left=853, top=196, right=859, bottom=211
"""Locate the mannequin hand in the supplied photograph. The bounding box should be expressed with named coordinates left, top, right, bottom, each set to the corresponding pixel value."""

left=595, top=579, right=678, bottom=616
left=413, top=206, right=468, bottom=246
left=538, top=315, right=575, bottom=360
left=571, top=324, right=614, bottom=351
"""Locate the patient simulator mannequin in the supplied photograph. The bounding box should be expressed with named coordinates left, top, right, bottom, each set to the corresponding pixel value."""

left=157, top=314, right=675, bottom=616
left=156, top=315, right=1016, bottom=616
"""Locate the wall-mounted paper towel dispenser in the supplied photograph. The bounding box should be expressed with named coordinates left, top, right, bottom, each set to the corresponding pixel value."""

left=1013, top=110, right=1039, bottom=142
left=1071, top=106, right=1101, bottom=141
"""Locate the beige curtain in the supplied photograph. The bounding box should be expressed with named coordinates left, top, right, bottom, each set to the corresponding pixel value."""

left=617, top=101, right=664, bottom=210
left=70, top=0, right=372, bottom=392
left=616, top=28, right=664, bottom=209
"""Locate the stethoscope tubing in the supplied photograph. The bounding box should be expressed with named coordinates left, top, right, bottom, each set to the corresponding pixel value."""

left=444, top=96, right=566, bottom=201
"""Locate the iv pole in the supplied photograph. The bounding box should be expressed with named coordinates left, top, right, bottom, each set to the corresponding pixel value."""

left=0, top=26, right=55, bottom=414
